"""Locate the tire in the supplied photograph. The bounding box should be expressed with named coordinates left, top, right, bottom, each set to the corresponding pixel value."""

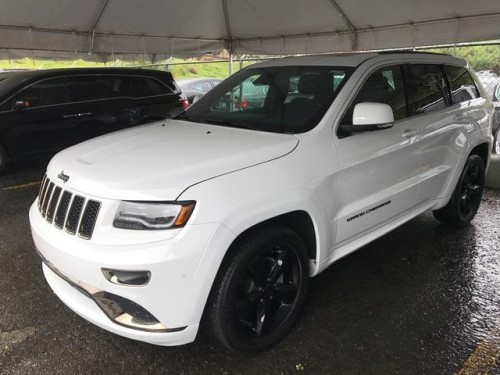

left=0, top=143, right=7, bottom=173
left=205, top=226, right=309, bottom=353
left=433, top=154, right=485, bottom=226
left=494, top=128, right=500, bottom=155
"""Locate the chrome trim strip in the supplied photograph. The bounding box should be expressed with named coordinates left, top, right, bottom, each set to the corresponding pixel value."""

left=36, top=249, right=186, bottom=334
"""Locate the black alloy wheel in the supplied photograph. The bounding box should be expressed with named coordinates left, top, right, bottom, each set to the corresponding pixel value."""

left=458, top=160, right=483, bottom=218
left=233, top=242, right=302, bottom=338
left=205, top=226, right=309, bottom=353
left=433, top=154, right=485, bottom=226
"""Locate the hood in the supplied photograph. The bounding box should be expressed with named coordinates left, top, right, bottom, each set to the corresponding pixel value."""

left=47, top=120, right=299, bottom=200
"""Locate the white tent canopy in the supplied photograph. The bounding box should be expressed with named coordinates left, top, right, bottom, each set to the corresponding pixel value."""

left=0, top=0, right=499, bottom=61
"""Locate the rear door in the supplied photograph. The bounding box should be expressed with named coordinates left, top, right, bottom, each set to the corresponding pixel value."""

left=406, top=64, right=488, bottom=203
left=333, top=64, right=423, bottom=245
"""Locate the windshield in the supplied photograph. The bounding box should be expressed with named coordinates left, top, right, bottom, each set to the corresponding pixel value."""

left=179, top=65, right=353, bottom=134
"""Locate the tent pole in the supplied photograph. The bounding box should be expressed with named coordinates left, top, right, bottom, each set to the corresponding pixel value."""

left=229, top=53, right=233, bottom=76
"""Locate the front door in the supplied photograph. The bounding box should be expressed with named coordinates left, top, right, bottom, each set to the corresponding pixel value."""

left=332, top=65, right=423, bottom=246
left=2, top=77, right=75, bottom=158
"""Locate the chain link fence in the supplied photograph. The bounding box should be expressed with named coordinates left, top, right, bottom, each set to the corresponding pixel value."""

left=131, top=44, right=500, bottom=102
left=2, top=43, right=499, bottom=102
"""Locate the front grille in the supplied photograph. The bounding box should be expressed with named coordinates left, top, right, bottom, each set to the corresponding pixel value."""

left=37, top=174, right=101, bottom=240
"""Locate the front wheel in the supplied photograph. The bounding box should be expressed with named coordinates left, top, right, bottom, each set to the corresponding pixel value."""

left=205, top=226, right=309, bottom=353
left=433, top=154, right=485, bottom=226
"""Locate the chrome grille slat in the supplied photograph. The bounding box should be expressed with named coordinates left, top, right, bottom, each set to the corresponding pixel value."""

left=37, top=178, right=101, bottom=240
left=38, top=174, right=47, bottom=207
left=39, top=178, right=51, bottom=209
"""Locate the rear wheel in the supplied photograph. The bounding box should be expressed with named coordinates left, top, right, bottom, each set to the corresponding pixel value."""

left=433, top=154, right=485, bottom=226
left=205, top=226, right=309, bottom=353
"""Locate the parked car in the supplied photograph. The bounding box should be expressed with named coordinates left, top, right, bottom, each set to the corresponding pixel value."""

left=476, top=71, right=500, bottom=153
left=31, top=52, right=492, bottom=353
left=177, top=78, right=222, bottom=105
left=0, top=68, right=187, bottom=172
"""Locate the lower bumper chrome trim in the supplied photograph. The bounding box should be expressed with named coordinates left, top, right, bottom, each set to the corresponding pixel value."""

left=36, top=248, right=186, bottom=333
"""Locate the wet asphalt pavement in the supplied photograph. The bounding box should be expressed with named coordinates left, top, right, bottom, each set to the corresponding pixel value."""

left=1, top=161, right=500, bottom=375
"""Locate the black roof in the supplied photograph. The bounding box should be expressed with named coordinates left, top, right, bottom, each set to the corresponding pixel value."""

left=3, top=67, right=173, bottom=80
left=0, top=67, right=176, bottom=97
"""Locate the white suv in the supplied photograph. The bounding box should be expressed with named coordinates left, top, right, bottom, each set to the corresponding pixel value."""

left=30, top=52, right=493, bottom=352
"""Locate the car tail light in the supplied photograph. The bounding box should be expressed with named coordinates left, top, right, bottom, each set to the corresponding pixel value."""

left=181, top=95, right=189, bottom=109
left=236, top=99, right=248, bottom=109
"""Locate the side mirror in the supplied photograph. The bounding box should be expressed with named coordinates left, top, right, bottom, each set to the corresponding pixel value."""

left=353, top=102, right=394, bottom=128
left=339, top=102, right=394, bottom=135
left=14, top=100, right=29, bottom=110
left=494, top=83, right=500, bottom=102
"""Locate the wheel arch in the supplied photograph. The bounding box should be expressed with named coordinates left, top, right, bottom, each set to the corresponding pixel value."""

left=470, top=142, right=490, bottom=170
left=225, top=210, right=317, bottom=266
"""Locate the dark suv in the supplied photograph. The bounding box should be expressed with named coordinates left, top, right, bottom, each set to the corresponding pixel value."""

left=0, top=68, right=186, bottom=172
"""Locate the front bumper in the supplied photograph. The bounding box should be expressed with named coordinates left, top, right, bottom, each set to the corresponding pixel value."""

left=30, top=201, right=235, bottom=346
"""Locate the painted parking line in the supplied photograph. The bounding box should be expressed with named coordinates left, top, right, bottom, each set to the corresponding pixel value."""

left=1, top=181, right=41, bottom=191
left=457, top=329, right=500, bottom=375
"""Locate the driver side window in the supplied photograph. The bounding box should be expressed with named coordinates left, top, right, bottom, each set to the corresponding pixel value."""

left=341, top=65, right=407, bottom=127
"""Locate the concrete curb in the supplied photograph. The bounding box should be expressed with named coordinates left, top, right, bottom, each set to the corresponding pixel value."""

left=486, top=154, right=500, bottom=189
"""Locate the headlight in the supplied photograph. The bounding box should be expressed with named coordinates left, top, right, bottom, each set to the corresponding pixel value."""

left=113, top=201, right=195, bottom=230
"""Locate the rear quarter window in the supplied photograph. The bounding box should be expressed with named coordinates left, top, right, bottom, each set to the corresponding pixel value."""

left=131, top=77, right=174, bottom=98
left=443, top=65, right=480, bottom=103
left=404, top=64, right=449, bottom=115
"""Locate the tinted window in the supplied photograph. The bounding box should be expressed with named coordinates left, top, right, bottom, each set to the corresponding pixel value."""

left=67, top=75, right=135, bottom=101
left=105, top=76, right=133, bottom=97
left=404, top=64, right=449, bottom=115
left=443, top=65, right=479, bottom=103
left=68, top=76, right=114, bottom=102
left=14, top=78, right=70, bottom=108
left=132, top=77, right=173, bottom=97
left=0, top=98, right=11, bottom=112
left=211, top=74, right=270, bottom=111
left=341, top=65, right=407, bottom=125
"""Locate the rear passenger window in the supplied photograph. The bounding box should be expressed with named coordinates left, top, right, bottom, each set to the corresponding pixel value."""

left=15, top=78, right=70, bottom=108
left=68, top=76, right=113, bottom=102
left=443, top=66, right=479, bottom=103
left=132, top=77, right=173, bottom=98
left=404, top=64, right=449, bottom=115
left=341, top=65, right=407, bottom=125
left=105, top=76, right=133, bottom=98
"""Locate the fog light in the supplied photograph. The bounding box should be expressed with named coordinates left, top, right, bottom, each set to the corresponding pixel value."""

left=102, top=269, right=151, bottom=286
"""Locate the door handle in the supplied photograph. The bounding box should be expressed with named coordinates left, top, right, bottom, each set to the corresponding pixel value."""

left=77, top=112, right=92, bottom=117
left=402, top=129, right=420, bottom=138
left=63, top=112, right=92, bottom=119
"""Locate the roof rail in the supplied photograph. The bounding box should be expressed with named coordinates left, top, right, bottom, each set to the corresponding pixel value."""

left=377, top=50, right=452, bottom=57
